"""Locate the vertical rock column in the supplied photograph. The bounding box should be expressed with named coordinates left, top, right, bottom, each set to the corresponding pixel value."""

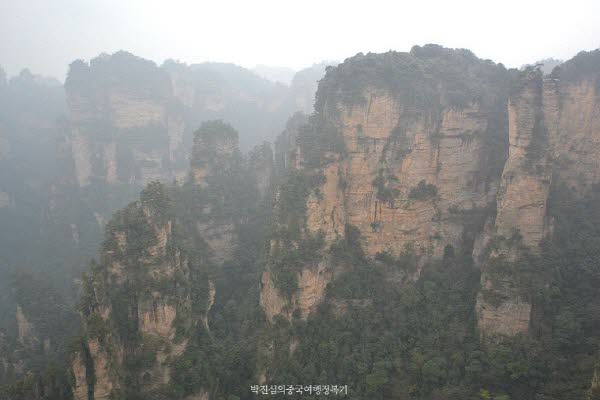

left=477, top=69, right=552, bottom=338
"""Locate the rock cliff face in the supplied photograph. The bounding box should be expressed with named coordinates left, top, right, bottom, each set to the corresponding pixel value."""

left=64, top=52, right=301, bottom=187
left=475, top=70, right=551, bottom=338
left=1, top=54, right=319, bottom=398
left=63, top=46, right=600, bottom=400
left=476, top=51, right=600, bottom=337
left=51, top=54, right=322, bottom=282
left=71, top=121, right=271, bottom=399
left=261, top=45, right=510, bottom=321
left=287, top=62, right=336, bottom=115
left=190, top=121, right=239, bottom=187
left=547, top=52, right=600, bottom=189
left=71, top=182, right=207, bottom=399
left=259, top=47, right=600, bottom=340
left=0, top=53, right=323, bottom=301
left=189, top=121, right=241, bottom=263
left=248, top=143, right=275, bottom=199
left=15, top=306, right=36, bottom=349
left=65, top=52, right=185, bottom=187
left=494, top=70, right=552, bottom=250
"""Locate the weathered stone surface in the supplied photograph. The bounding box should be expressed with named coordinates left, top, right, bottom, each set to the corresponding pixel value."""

left=108, top=92, right=166, bottom=130
left=476, top=295, right=531, bottom=337
left=494, top=71, right=551, bottom=250
left=305, top=163, right=346, bottom=243
left=72, top=190, right=198, bottom=398
left=260, top=270, right=287, bottom=321
left=307, top=88, right=502, bottom=261
left=185, top=391, right=210, bottom=400
left=549, top=79, right=600, bottom=192
left=138, top=301, right=177, bottom=339
left=340, top=92, right=498, bottom=259
left=262, top=50, right=600, bottom=335
left=261, top=261, right=332, bottom=322
left=477, top=63, right=600, bottom=338
left=196, top=220, right=236, bottom=263
left=249, top=142, right=274, bottom=198
left=191, top=127, right=238, bottom=187
left=71, top=351, right=89, bottom=400
left=262, top=86, right=507, bottom=321
left=88, top=339, right=113, bottom=400
left=70, top=128, right=92, bottom=187
left=65, top=55, right=184, bottom=188
left=16, top=305, right=37, bottom=348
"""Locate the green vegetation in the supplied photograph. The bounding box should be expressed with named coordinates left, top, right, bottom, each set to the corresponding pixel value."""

left=296, top=114, right=345, bottom=168
left=372, top=169, right=400, bottom=205
left=389, top=123, right=414, bottom=162
left=69, top=122, right=276, bottom=399
left=66, top=51, right=171, bottom=98
left=314, top=44, right=511, bottom=115
left=268, top=233, right=325, bottom=299
left=259, top=183, right=600, bottom=399
left=409, top=180, right=438, bottom=200
left=374, top=245, right=419, bottom=275
left=551, top=48, right=600, bottom=82
left=267, top=169, right=327, bottom=296
left=267, top=232, right=482, bottom=399
left=191, top=120, right=239, bottom=169
left=0, top=273, right=77, bottom=400
left=510, top=68, right=550, bottom=171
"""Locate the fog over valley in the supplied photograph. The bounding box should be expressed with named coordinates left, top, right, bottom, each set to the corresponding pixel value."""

left=1, top=2, right=600, bottom=400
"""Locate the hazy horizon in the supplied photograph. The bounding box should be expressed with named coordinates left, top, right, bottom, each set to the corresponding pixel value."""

left=2, top=0, right=600, bottom=81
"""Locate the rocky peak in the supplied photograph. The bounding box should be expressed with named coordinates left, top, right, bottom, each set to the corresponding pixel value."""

left=248, top=141, right=274, bottom=198
left=190, top=120, right=239, bottom=187
left=476, top=53, right=600, bottom=338
left=260, top=46, right=513, bottom=321
left=494, top=68, right=552, bottom=251
left=65, top=52, right=183, bottom=187
left=70, top=132, right=269, bottom=398
left=72, top=181, right=212, bottom=399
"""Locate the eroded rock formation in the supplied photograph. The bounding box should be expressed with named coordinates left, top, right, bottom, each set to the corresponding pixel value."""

left=477, top=52, right=600, bottom=338
left=71, top=121, right=272, bottom=399
left=260, top=47, right=600, bottom=341
left=66, top=47, right=600, bottom=399
left=261, top=45, right=511, bottom=322
left=71, top=182, right=205, bottom=399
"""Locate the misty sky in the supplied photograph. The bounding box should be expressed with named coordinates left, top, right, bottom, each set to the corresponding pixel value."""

left=1, top=0, right=600, bottom=80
